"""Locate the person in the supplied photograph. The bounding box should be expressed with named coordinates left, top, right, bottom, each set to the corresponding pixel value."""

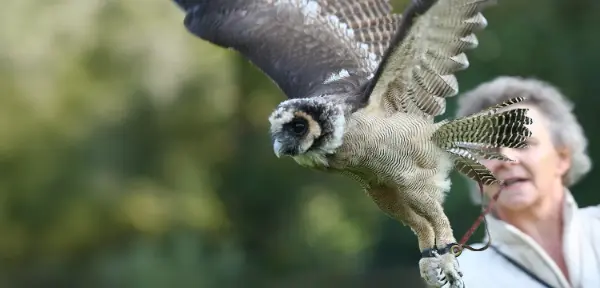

left=453, top=76, right=600, bottom=287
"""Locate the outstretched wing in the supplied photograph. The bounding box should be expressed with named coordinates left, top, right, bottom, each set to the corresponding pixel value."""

left=361, top=0, right=495, bottom=119
left=174, top=0, right=402, bottom=100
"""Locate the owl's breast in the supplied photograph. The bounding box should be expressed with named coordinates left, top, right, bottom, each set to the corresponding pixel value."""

left=331, top=111, right=448, bottom=186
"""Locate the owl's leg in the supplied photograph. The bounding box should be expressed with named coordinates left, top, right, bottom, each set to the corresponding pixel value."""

left=398, top=208, right=448, bottom=287
left=400, top=207, right=436, bottom=252
left=367, top=187, right=437, bottom=251
left=368, top=187, right=446, bottom=287
left=407, top=191, right=464, bottom=288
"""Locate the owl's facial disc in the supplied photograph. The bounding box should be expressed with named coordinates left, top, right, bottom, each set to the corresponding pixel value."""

left=268, top=98, right=345, bottom=159
left=272, top=111, right=321, bottom=157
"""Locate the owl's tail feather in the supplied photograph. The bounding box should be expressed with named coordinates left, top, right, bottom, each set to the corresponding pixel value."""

left=431, top=97, right=533, bottom=186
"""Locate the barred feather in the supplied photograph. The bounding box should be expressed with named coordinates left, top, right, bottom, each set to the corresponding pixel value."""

left=175, top=0, right=403, bottom=101
left=325, top=0, right=403, bottom=57
left=432, top=99, right=533, bottom=149
left=448, top=147, right=498, bottom=185
left=469, top=96, right=528, bottom=117
left=365, top=0, right=496, bottom=118
left=431, top=97, right=533, bottom=184
left=456, top=144, right=515, bottom=162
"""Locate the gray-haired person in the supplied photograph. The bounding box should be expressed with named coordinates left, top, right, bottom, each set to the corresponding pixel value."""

left=454, top=76, right=600, bottom=288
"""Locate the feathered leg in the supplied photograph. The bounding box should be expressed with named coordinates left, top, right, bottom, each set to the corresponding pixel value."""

left=408, top=188, right=464, bottom=288
left=397, top=203, right=445, bottom=287
left=367, top=187, right=448, bottom=287
left=367, top=187, right=436, bottom=248
left=403, top=208, right=449, bottom=287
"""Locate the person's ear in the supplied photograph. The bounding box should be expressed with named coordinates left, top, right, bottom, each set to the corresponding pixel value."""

left=556, top=146, right=571, bottom=178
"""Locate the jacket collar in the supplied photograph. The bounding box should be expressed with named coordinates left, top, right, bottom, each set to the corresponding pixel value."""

left=483, top=188, right=578, bottom=245
left=480, top=188, right=579, bottom=288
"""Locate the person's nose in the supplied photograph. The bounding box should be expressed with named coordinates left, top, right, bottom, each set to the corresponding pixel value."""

left=499, top=147, right=520, bottom=162
left=482, top=147, right=520, bottom=171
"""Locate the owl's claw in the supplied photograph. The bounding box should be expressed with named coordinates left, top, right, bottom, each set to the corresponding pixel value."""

left=438, top=267, right=449, bottom=283
left=419, top=247, right=465, bottom=288
left=419, top=255, right=444, bottom=287
left=438, top=252, right=465, bottom=288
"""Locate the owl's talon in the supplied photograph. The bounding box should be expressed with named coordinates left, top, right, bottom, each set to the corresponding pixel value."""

left=419, top=256, right=446, bottom=287
left=438, top=252, right=464, bottom=288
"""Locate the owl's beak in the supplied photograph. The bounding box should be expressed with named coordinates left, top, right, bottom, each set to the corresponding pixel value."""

left=273, top=139, right=283, bottom=158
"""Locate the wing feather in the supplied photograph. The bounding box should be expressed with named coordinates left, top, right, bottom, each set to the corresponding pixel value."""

left=328, top=0, right=400, bottom=56
left=361, top=0, right=495, bottom=118
left=173, top=0, right=402, bottom=100
left=448, top=147, right=499, bottom=186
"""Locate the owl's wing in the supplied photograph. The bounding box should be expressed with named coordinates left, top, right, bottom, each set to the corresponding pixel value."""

left=360, top=0, right=494, bottom=119
left=174, top=0, right=402, bottom=100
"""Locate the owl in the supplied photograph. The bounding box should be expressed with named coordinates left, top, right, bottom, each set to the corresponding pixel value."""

left=173, top=0, right=531, bottom=287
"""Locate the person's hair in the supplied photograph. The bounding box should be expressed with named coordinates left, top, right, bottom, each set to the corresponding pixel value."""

left=454, top=76, right=592, bottom=204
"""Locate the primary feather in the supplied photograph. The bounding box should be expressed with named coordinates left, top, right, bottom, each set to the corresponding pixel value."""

left=363, top=0, right=494, bottom=119
left=175, top=0, right=401, bottom=101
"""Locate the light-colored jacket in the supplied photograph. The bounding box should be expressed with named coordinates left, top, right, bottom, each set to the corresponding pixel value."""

left=458, top=190, right=600, bottom=288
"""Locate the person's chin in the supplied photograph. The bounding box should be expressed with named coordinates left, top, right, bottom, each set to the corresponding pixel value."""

left=497, top=187, right=537, bottom=210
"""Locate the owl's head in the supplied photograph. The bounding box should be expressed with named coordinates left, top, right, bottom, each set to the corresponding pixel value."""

left=268, top=98, right=346, bottom=164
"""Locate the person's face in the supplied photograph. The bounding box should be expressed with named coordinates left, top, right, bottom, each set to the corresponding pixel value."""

left=480, top=104, right=571, bottom=211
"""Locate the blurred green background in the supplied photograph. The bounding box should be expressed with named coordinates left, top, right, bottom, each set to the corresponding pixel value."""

left=0, top=0, right=598, bottom=287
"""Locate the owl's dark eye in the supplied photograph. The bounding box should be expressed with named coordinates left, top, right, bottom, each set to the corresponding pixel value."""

left=290, top=118, right=308, bottom=135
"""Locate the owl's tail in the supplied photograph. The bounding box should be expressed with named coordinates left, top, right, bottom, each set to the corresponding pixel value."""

left=431, top=97, right=533, bottom=186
